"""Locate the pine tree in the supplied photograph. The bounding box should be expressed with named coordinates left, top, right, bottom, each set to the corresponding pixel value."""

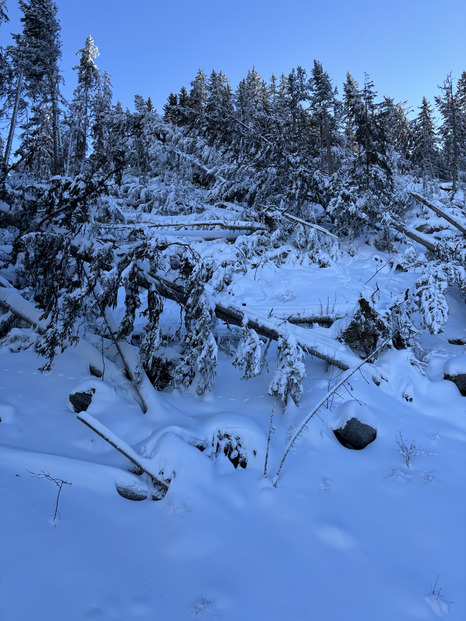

left=411, top=97, right=438, bottom=188
left=188, top=68, right=207, bottom=121
left=0, top=0, right=8, bottom=23
left=90, top=70, right=113, bottom=170
left=310, top=60, right=340, bottom=175
left=436, top=74, right=462, bottom=193
left=331, top=73, right=393, bottom=235
left=13, top=0, right=63, bottom=175
left=0, top=2, right=10, bottom=171
left=455, top=71, right=466, bottom=176
left=65, top=35, right=100, bottom=174
left=268, top=336, right=306, bottom=407
left=204, top=69, right=233, bottom=142
left=380, top=97, right=412, bottom=174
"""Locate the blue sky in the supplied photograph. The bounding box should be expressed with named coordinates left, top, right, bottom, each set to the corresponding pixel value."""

left=3, top=0, right=466, bottom=115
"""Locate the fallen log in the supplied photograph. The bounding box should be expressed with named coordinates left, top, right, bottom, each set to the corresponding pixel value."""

left=151, top=274, right=378, bottom=378
left=410, top=192, right=466, bottom=237
left=0, top=286, right=47, bottom=333
left=391, top=220, right=437, bottom=253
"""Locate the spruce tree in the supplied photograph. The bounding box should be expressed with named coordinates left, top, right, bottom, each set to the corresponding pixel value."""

left=436, top=74, right=462, bottom=193
left=411, top=97, right=438, bottom=188
left=310, top=60, right=340, bottom=175
left=65, top=35, right=100, bottom=174
left=13, top=0, right=63, bottom=175
left=90, top=70, right=113, bottom=170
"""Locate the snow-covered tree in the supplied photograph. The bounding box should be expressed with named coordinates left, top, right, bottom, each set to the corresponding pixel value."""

left=65, top=35, right=100, bottom=174
left=233, top=325, right=263, bottom=380
left=309, top=60, right=340, bottom=175
left=411, top=97, right=439, bottom=188
left=12, top=0, right=63, bottom=175
left=436, top=74, right=463, bottom=193
left=268, top=336, right=306, bottom=406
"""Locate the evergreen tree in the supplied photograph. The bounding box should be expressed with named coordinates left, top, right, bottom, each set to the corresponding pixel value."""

left=65, top=35, right=100, bottom=174
left=13, top=0, right=63, bottom=175
left=90, top=70, right=113, bottom=170
left=309, top=60, right=340, bottom=175
left=0, top=0, right=8, bottom=23
left=436, top=74, right=462, bottom=193
left=0, top=2, right=10, bottom=170
left=331, top=74, right=393, bottom=236
left=342, top=72, right=360, bottom=155
left=189, top=68, right=207, bottom=120
left=234, top=67, right=270, bottom=137
left=411, top=97, right=438, bottom=188
left=268, top=336, right=306, bottom=407
left=455, top=71, right=466, bottom=176
left=380, top=97, right=412, bottom=174
left=204, top=69, right=233, bottom=142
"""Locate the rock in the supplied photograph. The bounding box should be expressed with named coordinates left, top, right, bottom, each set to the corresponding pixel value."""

left=444, top=373, right=466, bottom=396
left=334, top=417, right=377, bottom=450
left=69, top=389, right=95, bottom=413
left=443, top=355, right=466, bottom=396
left=115, top=484, right=148, bottom=501
left=89, top=364, right=103, bottom=378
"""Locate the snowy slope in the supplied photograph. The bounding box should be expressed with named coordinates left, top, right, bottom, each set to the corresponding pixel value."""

left=1, top=240, right=465, bottom=621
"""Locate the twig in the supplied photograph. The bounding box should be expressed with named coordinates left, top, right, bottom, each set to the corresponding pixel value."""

left=264, top=398, right=279, bottom=477
left=28, top=471, right=72, bottom=523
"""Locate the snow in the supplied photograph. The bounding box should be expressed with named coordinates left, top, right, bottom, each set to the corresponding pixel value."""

left=1, top=242, right=466, bottom=620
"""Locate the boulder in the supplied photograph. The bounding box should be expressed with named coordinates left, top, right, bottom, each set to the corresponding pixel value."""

left=334, top=417, right=377, bottom=450
left=69, top=389, right=95, bottom=413
left=444, top=373, right=466, bottom=396
left=443, top=355, right=466, bottom=396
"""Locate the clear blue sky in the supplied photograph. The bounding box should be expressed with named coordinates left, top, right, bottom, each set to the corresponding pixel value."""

left=3, top=0, right=466, bottom=115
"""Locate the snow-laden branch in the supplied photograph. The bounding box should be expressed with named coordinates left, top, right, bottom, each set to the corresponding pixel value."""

left=271, top=209, right=339, bottom=240
left=0, top=286, right=47, bottom=332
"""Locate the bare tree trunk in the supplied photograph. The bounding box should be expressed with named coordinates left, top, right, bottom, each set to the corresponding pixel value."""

left=3, top=71, right=23, bottom=171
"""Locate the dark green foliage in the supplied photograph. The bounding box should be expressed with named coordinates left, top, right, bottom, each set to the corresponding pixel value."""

left=340, top=296, right=390, bottom=359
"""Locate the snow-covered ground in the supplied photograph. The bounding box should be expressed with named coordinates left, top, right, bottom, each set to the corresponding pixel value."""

left=1, top=243, right=466, bottom=621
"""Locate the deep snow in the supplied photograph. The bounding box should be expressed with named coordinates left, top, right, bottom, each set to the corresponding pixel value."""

left=1, top=241, right=466, bottom=621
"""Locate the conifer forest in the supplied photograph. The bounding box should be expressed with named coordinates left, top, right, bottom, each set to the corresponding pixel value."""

left=1, top=2, right=465, bottom=620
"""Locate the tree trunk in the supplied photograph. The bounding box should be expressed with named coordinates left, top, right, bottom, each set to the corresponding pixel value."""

left=3, top=71, right=23, bottom=172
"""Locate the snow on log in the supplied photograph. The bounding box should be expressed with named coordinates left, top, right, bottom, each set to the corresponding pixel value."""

left=77, top=411, right=168, bottom=493
left=152, top=274, right=379, bottom=380
left=0, top=286, right=47, bottom=332
left=391, top=220, right=437, bottom=253
left=409, top=192, right=466, bottom=237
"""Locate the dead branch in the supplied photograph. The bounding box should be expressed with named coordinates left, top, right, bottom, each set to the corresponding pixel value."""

left=277, top=210, right=339, bottom=240
left=77, top=411, right=168, bottom=492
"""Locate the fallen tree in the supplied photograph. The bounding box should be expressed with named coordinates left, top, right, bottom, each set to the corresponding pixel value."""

left=409, top=192, right=466, bottom=237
